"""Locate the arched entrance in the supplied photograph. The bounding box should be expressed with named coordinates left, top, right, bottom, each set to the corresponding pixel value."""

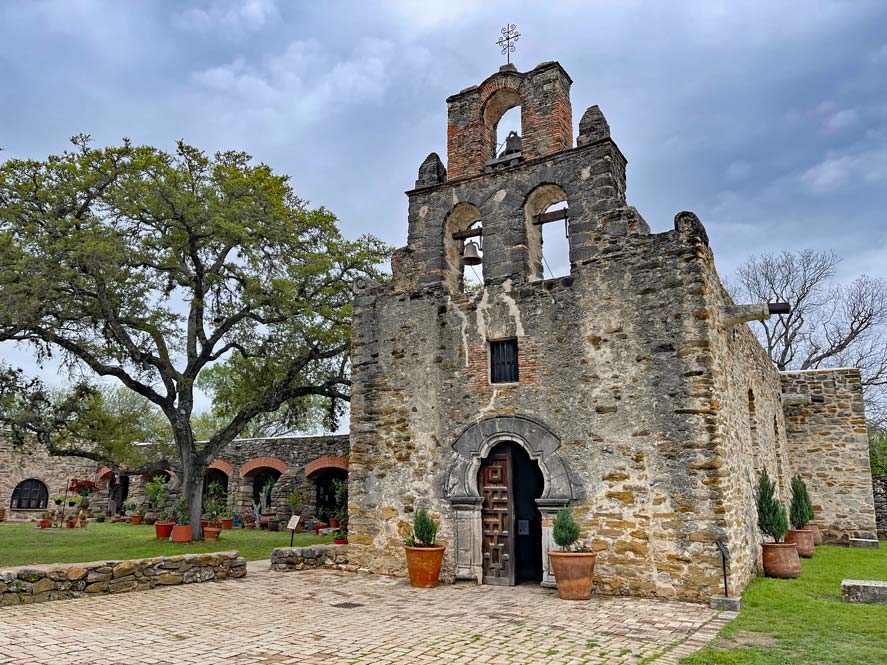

left=479, top=442, right=544, bottom=585
left=446, top=414, right=577, bottom=587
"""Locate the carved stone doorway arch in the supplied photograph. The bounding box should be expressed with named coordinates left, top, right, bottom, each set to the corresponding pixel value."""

left=445, top=415, right=577, bottom=587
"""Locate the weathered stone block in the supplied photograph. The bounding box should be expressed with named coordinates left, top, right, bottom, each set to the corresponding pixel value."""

left=113, top=561, right=136, bottom=578
left=849, top=538, right=879, bottom=550
left=842, top=579, right=887, bottom=604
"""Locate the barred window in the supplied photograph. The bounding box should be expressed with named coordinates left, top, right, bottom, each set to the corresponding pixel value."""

left=490, top=339, right=519, bottom=384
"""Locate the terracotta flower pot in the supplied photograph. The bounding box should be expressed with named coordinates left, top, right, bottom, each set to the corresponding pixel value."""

left=39, top=519, right=52, bottom=529
left=131, top=515, right=144, bottom=526
left=144, top=512, right=158, bottom=525
left=808, top=524, right=823, bottom=545
left=155, top=522, right=174, bottom=539
left=761, top=542, right=801, bottom=578
left=549, top=551, right=597, bottom=600
left=203, top=526, right=222, bottom=542
left=244, top=522, right=255, bottom=529
left=67, top=521, right=76, bottom=529
left=784, top=528, right=815, bottom=558
left=329, top=518, right=340, bottom=528
left=404, top=545, right=446, bottom=588
left=221, top=518, right=234, bottom=530
left=171, top=525, right=193, bottom=543
left=334, top=538, right=348, bottom=545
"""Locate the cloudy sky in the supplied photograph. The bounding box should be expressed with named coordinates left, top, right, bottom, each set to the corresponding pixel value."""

left=1, top=0, right=885, bottom=417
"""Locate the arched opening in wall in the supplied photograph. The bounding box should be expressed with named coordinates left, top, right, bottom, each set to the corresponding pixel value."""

left=109, top=474, right=130, bottom=515
left=10, top=478, right=48, bottom=510
left=483, top=88, right=522, bottom=161
left=204, top=468, right=229, bottom=502
left=477, top=441, right=544, bottom=585
left=524, top=184, right=570, bottom=280
left=249, top=468, right=282, bottom=511
left=311, top=468, right=347, bottom=523
left=444, top=202, right=484, bottom=293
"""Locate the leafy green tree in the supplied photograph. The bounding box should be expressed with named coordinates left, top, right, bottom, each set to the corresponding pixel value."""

left=0, top=136, right=388, bottom=537
left=870, top=427, right=887, bottom=475
left=756, top=468, right=788, bottom=543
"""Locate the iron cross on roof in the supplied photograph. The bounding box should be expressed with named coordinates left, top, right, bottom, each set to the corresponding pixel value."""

left=496, top=24, right=520, bottom=65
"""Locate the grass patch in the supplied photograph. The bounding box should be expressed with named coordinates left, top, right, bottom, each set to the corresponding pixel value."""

left=682, top=545, right=887, bottom=665
left=0, top=521, right=333, bottom=567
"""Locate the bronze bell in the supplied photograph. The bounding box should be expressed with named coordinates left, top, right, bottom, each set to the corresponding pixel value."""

left=462, top=240, right=482, bottom=265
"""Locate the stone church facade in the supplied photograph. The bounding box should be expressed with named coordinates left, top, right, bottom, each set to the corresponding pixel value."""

left=346, top=61, right=878, bottom=602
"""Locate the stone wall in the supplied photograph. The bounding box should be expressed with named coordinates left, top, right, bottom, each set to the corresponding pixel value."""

left=0, top=551, right=245, bottom=607
left=270, top=544, right=351, bottom=572
left=1, top=434, right=348, bottom=521
left=0, top=439, right=100, bottom=521
left=872, top=474, right=887, bottom=541
left=781, top=369, right=877, bottom=542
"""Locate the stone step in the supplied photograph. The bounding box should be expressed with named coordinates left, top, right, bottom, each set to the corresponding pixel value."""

left=848, top=538, right=880, bottom=549
left=842, top=579, right=887, bottom=604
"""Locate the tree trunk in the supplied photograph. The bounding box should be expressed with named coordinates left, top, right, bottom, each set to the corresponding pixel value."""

left=184, top=464, right=206, bottom=541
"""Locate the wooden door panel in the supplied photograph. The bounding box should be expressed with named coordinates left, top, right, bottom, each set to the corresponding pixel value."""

left=480, top=446, right=514, bottom=585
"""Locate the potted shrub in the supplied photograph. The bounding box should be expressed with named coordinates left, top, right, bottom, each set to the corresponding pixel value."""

left=403, top=507, right=445, bottom=588
left=268, top=515, right=280, bottom=532
left=220, top=512, right=234, bottom=530
left=785, top=475, right=815, bottom=558
left=155, top=509, right=175, bottom=539
left=330, top=478, right=348, bottom=529
left=67, top=497, right=78, bottom=508
left=756, top=469, right=800, bottom=578
left=258, top=481, right=275, bottom=528
left=52, top=495, right=64, bottom=507
left=38, top=512, right=52, bottom=529
left=548, top=508, right=597, bottom=600
left=287, top=491, right=301, bottom=518
left=333, top=529, right=349, bottom=545
left=144, top=475, right=168, bottom=525
left=241, top=507, right=256, bottom=529
left=131, top=505, right=145, bottom=526
left=170, top=501, right=193, bottom=543
left=204, top=522, right=222, bottom=541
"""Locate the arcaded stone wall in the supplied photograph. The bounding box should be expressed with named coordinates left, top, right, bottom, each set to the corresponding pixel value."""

left=0, top=551, right=245, bottom=607
left=1, top=435, right=348, bottom=521
left=781, top=369, right=877, bottom=542
left=873, top=474, right=887, bottom=540
left=0, top=439, right=100, bottom=520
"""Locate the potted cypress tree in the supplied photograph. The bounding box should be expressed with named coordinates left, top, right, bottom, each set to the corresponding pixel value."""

left=548, top=508, right=597, bottom=600
left=403, top=507, right=446, bottom=588
left=785, top=475, right=815, bottom=558
left=756, top=469, right=800, bottom=578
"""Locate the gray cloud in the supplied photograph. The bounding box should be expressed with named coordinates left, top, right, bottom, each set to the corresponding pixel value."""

left=1, top=0, right=885, bottom=407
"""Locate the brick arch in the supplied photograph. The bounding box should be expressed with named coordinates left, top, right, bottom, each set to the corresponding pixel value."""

left=207, top=459, right=234, bottom=476
left=305, top=455, right=348, bottom=479
left=240, top=456, right=288, bottom=478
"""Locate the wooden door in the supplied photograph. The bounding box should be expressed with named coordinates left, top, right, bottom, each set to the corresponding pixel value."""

left=480, top=445, right=514, bottom=585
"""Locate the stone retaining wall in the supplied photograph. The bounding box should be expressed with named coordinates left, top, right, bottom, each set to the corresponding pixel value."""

left=874, top=474, right=887, bottom=540
left=271, top=544, right=350, bottom=572
left=0, top=551, right=246, bottom=607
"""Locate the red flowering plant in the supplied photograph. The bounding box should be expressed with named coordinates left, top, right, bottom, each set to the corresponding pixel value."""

left=68, top=479, right=99, bottom=496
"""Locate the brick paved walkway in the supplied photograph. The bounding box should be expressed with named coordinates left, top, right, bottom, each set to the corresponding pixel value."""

left=0, top=564, right=734, bottom=664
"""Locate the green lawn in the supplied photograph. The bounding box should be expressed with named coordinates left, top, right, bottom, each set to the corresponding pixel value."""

left=682, top=545, right=887, bottom=665
left=0, top=521, right=332, bottom=567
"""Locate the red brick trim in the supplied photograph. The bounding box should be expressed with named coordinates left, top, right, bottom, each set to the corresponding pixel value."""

left=207, top=459, right=234, bottom=476
left=240, top=457, right=288, bottom=477
left=304, top=455, right=348, bottom=478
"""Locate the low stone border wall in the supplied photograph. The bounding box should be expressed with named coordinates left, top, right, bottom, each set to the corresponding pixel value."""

left=1, top=551, right=246, bottom=607
left=271, top=544, right=351, bottom=572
